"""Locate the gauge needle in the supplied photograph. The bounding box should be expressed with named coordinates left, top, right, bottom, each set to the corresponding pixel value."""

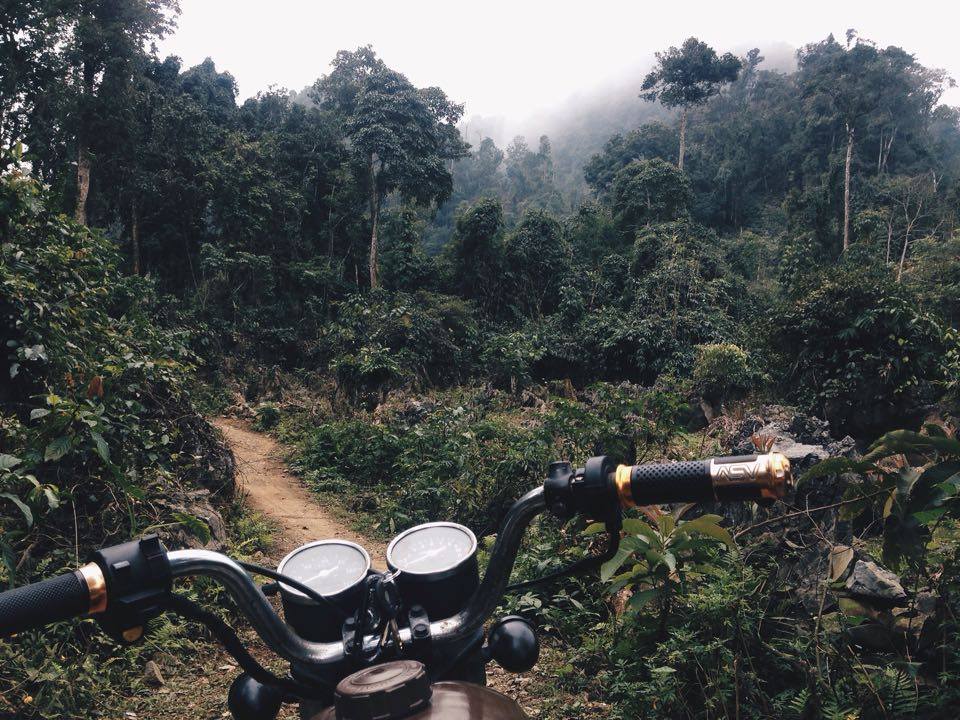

left=301, top=565, right=339, bottom=584
left=406, top=548, right=446, bottom=567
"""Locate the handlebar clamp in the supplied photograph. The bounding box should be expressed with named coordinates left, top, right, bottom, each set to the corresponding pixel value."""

left=91, top=535, right=172, bottom=643
left=544, top=456, right=621, bottom=528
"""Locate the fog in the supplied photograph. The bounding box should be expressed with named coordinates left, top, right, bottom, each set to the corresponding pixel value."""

left=160, top=0, right=960, bottom=130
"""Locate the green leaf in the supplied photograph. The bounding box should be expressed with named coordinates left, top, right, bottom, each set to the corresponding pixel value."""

left=912, top=507, right=948, bottom=524
left=173, top=512, right=211, bottom=544
left=678, top=515, right=735, bottom=548
left=623, top=518, right=660, bottom=546
left=627, top=588, right=659, bottom=611
left=91, top=433, right=110, bottom=462
left=44, top=435, right=71, bottom=462
left=0, top=493, right=33, bottom=526
left=602, top=545, right=634, bottom=582
left=868, top=430, right=960, bottom=459
left=29, top=408, right=50, bottom=420
left=583, top=522, right=606, bottom=536
left=0, top=454, right=22, bottom=471
left=801, top=456, right=873, bottom=483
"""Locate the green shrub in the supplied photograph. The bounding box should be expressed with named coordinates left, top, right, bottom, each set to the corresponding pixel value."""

left=0, top=152, right=230, bottom=717
left=325, top=291, right=480, bottom=398
left=294, top=383, right=684, bottom=536
left=253, top=403, right=281, bottom=430
left=480, top=331, right=544, bottom=391
left=691, top=342, right=758, bottom=407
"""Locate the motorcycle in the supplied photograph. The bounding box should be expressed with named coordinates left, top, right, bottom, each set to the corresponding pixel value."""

left=0, top=452, right=793, bottom=719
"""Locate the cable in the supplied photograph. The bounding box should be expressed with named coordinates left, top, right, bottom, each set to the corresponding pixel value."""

left=236, top=560, right=347, bottom=618
left=164, top=593, right=326, bottom=699
left=505, top=531, right=620, bottom=593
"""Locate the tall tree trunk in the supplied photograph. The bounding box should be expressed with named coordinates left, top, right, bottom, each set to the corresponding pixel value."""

left=678, top=107, right=688, bottom=172
left=897, top=233, right=909, bottom=283
left=368, top=155, right=380, bottom=290
left=885, top=217, right=893, bottom=264
left=131, top=198, right=141, bottom=275
left=75, top=134, right=91, bottom=225
left=75, top=63, right=95, bottom=225
left=842, top=122, right=854, bottom=252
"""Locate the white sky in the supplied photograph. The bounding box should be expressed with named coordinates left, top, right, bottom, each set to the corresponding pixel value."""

left=159, top=0, right=960, bottom=123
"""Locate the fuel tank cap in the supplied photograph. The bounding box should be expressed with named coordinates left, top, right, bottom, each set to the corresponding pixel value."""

left=334, top=660, right=431, bottom=720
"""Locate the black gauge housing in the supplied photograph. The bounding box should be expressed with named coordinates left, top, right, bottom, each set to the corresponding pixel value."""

left=387, top=522, right=479, bottom=620
left=276, top=540, right=370, bottom=642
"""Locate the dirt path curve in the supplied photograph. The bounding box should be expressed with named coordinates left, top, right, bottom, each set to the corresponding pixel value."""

left=213, top=418, right=386, bottom=568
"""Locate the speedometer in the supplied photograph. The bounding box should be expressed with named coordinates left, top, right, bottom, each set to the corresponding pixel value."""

left=387, top=522, right=479, bottom=620
left=387, top=522, right=477, bottom=578
left=276, top=539, right=370, bottom=642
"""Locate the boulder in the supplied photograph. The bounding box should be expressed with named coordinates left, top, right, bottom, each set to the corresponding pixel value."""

left=844, top=560, right=908, bottom=608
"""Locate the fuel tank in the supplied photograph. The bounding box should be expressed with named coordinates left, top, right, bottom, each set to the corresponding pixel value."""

left=306, top=661, right=528, bottom=720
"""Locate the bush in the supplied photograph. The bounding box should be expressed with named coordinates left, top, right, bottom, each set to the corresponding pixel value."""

left=253, top=403, right=281, bottom=430
left=691, top=343, right=758, bottom=408
left=325, top=291, right=481, bottom=398
left=294, top=383, right=684, bottom=537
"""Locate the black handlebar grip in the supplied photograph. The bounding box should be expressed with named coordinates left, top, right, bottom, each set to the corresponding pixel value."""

left=614, top=453, right=794, bottom=507
left=0, top=571, right=90, bottom=637
left=623, top=460, right=714, bottom=505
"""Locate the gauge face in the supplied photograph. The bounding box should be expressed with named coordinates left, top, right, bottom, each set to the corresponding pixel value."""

left=277, top=540, right=370, bottom=600
left=387, top=522, right=477, bottom=578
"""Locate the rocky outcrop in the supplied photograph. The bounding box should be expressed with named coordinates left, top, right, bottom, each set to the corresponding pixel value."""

left=707, top=405, right=858, bottom=534
left=726, top=404, right=857, bottom=475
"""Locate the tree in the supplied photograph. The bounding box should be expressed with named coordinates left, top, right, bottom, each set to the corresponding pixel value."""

left=62, top=0, right=180, bottom=224
left=504, top=134, right=563, bottom=214
left=313, top=47, right=468, bottom=289
left=0, top=0, right=67, bottom=151
left=502, top=209, right=571, bottom=318
left=611, top=158, right=691, bottom=233
left=584, top=123, right=677, bottom=197
left=797, top=32, right=949, bottom=253
left=640, top=38, right=741, bottom=171
left=447, top=197, right=504, bottom=311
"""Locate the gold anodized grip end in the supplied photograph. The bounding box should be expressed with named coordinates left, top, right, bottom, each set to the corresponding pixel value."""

left=77, top=562, right=108, bottom=615
left=709, top=451, right=793, bottom=500
left=614, top=464, right=635, bottom=508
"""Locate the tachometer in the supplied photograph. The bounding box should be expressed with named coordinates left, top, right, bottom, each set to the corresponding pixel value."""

left=387, top=522, right=479, bottom=619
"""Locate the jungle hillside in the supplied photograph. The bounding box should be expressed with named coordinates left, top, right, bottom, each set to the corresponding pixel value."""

left=2, top=2, right=960, bottom=718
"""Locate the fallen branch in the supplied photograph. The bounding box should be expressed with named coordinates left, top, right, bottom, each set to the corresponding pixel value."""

left=733, top=490, right=885, bottom=540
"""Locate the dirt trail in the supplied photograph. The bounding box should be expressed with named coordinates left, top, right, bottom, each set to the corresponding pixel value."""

left=212, top=418, right=386, bottom=568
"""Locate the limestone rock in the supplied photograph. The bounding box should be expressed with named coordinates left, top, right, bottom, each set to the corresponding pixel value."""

left=844, top=560, right=908, bottom=607
left=144, top=660, right=165, bottom=687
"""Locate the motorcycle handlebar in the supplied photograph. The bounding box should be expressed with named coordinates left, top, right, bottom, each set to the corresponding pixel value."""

left=0, top=453, right=793, bottom=664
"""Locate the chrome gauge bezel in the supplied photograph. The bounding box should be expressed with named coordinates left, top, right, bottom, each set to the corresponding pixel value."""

left=276, top=539, right=371, bottom=605
left=386, top=521, right=478, bottom=581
